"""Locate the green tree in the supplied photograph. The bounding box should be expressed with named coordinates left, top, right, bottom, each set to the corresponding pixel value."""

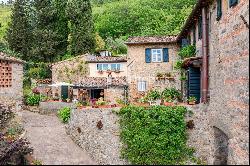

left=32, top=0, right=69, bottom=62
left=5, top=0, right=32, bottom=60
left=95, top=32, right=105, bottom=51
left=67, top=0, right=96, bottom=55
left=93, top=0, right=195, bottom=38
left=54, top=0, right=69, bottom=59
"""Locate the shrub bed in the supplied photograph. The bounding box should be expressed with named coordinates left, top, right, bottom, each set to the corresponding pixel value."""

left=0, top=104, right=14, bottom=130
left=0, top=134, right=33, bottom=165
left=25, top=94, right=41, bottom=106
left=118, top=105, right=194, bottom=165
left=58, top=107, right=71, bottom=123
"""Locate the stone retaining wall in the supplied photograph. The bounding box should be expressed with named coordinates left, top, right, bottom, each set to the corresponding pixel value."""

left=38, top=102, right=75, bottom=114
left=66, top=108, right=129, bottom=165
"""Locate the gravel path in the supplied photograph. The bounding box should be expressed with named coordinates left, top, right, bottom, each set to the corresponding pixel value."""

left=20, top=110, right=96, bottom=165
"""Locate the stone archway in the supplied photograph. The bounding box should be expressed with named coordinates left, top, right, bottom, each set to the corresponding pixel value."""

left=213, top=126, right=229, bottom=165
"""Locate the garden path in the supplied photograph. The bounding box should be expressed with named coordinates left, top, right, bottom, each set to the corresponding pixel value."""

left=19, top=110, right=96, bottom=165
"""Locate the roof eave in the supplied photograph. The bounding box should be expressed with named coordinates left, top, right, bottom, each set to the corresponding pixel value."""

left=177, top=0, right=211, bottom=41
left=125, top=41, right=177, bottom=45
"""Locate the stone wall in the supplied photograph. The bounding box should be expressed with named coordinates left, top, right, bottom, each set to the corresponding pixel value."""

left=104, top=86, right=125, bottom=103
left=207, top=0, right=249, bottom=164
left=0, top=62, right=23, bottom=101
left=38, top=102, right=76, bottom=114
left=66, top=108, right=128, bottom=165
left=127, top=43, right=181, bottom=102
left=184, top=0, right=249, bottom=165
left=52, top=56, right=89, bottom=84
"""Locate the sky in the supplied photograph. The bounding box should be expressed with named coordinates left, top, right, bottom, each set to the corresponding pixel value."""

left=1, top=0, right=9, bottom=3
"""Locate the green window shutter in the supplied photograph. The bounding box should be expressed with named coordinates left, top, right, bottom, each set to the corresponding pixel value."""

left=217, top=0, right=222, bottom=21
left=145, top=48, right=151, bottom=63
left=182, top=39, right=189, bottom=48
left=193, top=26, right=196, bottom=45
left=163, top=48, right=169, bottom=62
left=198, top=16, right=203, bottom=39
left=229, top=0, right=238, bottom=7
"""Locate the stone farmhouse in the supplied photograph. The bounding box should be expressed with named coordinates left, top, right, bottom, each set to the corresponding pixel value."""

left=125, top=36, right=181, bottom=103
left=177, top=0, right=249, bottom=165
left=51, top=52, right=128, bottom=104
left=0, top=52, right=25, bottom=102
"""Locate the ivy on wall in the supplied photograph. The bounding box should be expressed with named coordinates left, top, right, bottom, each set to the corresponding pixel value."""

left=56, top=60, right=89, bottom=83
left=118, top=105, right=194, bottom=165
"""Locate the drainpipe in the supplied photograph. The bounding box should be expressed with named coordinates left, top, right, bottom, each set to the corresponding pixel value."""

left=201, top=7, right=209, bottom=103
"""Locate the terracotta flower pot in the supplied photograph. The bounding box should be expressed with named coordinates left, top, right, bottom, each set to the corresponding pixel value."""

left=164, top=102, right=174, bottom=106
left=188, top=101, right=196, bottom=105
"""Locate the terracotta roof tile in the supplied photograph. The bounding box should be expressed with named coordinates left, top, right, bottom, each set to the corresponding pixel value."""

left=125, top=36, right=178, bottom=45
left=0, top=52, right=25, bottom=64
left=86, top=55, right=127, bottom=63
left=74, top=77, right=127, bottom=88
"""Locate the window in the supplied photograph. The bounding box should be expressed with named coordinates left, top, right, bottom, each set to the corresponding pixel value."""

left=198, top=15, right=203, bottom=39
left=151, top=49, right=163, bottom=62
left=138, top=81, right=146, bottom=92
left=217, top=0, right=222, bottom=21
left=97, top=63, right=121, bottom=71
left=0, top=60, right=12, bottom=88
left=111, top=64, right=121, bottom=71
left=193, top=26, right=196, bottom=45
left=229, top=0, right=238, bottom=7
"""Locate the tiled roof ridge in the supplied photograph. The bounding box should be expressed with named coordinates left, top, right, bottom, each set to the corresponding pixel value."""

left=125, top=35, right=178, bottom=44
left=0, top=52, right=25, bottom=64
left=52, top=54, right=127, bottom=66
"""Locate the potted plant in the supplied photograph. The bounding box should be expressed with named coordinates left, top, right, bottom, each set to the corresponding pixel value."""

left=146, top=90, right=161, bottom=106
left=106, top=69, right=112, bottom=74
left=96, top=98, right=108, bottom=108
left=114, top=69, right=121, bottom=73
left=164, top=72, right=172, bottom=78
left=137, top=97, right=150, bottom=107
left=163, top=97, right=175, bottom=106
left=162, top=88, right=181, bottom=106
left=98, top=70, right=104, bottom=74
left=188, top=96, right=197, bottom=105
left=156, top=72, right=164, bottom=80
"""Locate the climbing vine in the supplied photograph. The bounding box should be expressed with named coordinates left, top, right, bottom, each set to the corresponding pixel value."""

left=118, top=105, right=194, bottom=165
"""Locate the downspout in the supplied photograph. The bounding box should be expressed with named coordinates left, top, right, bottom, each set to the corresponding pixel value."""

left=201, top=7, right=209, bottom=103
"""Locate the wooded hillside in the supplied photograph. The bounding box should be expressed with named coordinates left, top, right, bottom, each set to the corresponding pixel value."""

left=1, top=0, right=195, bottom=41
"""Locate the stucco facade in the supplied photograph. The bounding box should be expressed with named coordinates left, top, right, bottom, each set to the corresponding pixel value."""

left=178, top=0, right=249, bottom=164
left=125, top=38, right=181, bottom=102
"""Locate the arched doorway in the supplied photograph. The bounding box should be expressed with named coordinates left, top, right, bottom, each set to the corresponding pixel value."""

left=213, top=126, right=229, bottom=165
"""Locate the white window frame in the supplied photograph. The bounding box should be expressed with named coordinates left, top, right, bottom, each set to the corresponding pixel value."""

left=97, top=63, right=122, bottom=71
left=111, top=64, right=121, bottom=71
left=151, top=49, right=163, bottom=62
left=138, top=81, right=146, bottom=92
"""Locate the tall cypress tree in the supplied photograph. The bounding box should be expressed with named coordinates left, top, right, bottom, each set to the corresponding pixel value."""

left=32, top=0, right=58, bottom=62
left=32, top=0, right=69, bottom=62
left=67, top=0, right=96, bottom=55
left=54, top=0, right=69, bottom=59
left=6, top=0, right=32, bottom=60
